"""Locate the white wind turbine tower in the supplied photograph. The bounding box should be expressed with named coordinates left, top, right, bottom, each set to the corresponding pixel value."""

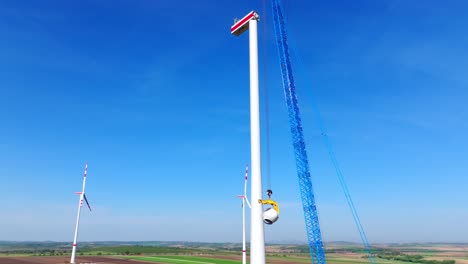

left=70, top=162, right=92, bottom=264
left=231, top=11, right=268, bottom=264
left=237, top=164, right=252, bottom=264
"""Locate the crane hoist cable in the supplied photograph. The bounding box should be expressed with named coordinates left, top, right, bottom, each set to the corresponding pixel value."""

left=261, top=0, right=272, bottom=191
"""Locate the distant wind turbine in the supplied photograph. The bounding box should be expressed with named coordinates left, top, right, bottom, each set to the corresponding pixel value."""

left=237, top=164, right=251, bottom=264
left=70, top=162, right=92, bottom=264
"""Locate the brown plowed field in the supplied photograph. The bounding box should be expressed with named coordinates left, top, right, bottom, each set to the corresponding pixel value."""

left=0, top=256, right=152, bottom=264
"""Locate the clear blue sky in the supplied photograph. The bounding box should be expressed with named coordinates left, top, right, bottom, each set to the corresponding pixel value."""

left=1, top=0, right=467, bottom=243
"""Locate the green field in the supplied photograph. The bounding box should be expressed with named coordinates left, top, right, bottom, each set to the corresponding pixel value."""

left=122, top=255, right=425, bottom=264
left=124, top=255, right=241, bottom=264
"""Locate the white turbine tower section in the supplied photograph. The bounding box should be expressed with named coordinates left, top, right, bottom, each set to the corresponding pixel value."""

left=231, top=11, right=265, bottom=264
left=70, top=162, right=92, bottom=264
left=238, top=164, right=252, bottom=264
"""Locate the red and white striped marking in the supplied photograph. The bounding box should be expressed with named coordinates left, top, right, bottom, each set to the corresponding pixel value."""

left=83, top=162, right=88, bottom=178
left=79, top=162, right=88, bottom=207
left=245, top=164, right=249, bottom=181
left=231, top=11, right=257, bottom=36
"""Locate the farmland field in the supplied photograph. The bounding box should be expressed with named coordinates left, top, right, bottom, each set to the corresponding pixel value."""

left=0, top=243, right=466, bottom=264
left=123, top=255, right=242, bottom=264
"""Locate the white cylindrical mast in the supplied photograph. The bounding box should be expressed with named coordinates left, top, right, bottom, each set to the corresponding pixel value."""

left=248, top=17, right=266, bottom=264
left=231, top=11, right=264, bottom=264
left=71, top=162, right=88, bottom=264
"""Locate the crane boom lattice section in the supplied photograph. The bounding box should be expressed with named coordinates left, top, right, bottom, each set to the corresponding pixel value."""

left=271, top=1, right=326, bottom=264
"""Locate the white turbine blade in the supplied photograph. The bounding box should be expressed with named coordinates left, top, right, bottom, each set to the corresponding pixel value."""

left=245, top=197, right=251, bottom=208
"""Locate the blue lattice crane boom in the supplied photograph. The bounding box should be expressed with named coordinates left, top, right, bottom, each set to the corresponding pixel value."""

left=270, top=1, right=326, bottom=264
left=269, top=1, right=377, bottom=264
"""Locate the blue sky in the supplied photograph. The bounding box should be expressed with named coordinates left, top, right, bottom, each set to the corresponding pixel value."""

left=1, top=0, right=467, bottom=243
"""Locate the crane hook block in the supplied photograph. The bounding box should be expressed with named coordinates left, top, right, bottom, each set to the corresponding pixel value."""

left=266, top=189, right=273, bottom=198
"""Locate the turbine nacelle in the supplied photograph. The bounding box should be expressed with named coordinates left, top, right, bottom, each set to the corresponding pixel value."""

left=263, top=207, right=279, bottom=225
left=259, top=199, right=280, bottom=225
